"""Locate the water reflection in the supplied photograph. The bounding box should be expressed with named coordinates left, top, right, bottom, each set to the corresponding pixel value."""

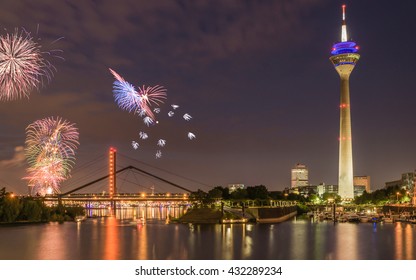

left=405, top=224, right=413, bottom=259
left=1, top=213, right=416, bottom=260
left=395, top=223, right=414, bottom=260
left=104, top=216, right=119, bottom=260
left=241, top=224, right=253, bottom=259
left=86, top=205, right=188, bottom=221
left=37, top=223, right=66, bottom=259
left=221, top=224, right=234, bottom=259
left=335, top=223, right=358, bottom=259
left=135, top=222, right=148, bottom=259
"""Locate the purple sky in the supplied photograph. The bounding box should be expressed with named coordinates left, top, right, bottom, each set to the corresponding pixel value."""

left=1, top=0, right=416, bottom=194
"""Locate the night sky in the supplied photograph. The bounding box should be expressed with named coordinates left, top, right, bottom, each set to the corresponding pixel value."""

left=1, top=0, right=415, bottom=194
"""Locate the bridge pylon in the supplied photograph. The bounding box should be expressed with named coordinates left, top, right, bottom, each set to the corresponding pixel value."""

left=109, top=147, right=117, bottom=211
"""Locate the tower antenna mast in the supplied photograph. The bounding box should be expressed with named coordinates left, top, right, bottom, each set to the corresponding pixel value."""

left=341, top=4, right=348, bottom=42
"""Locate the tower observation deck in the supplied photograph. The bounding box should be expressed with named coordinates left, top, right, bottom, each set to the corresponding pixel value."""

left=329, top=5, right=360, bottom=200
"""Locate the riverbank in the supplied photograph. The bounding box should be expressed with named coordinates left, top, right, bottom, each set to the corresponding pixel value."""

left=177, top=207, right=252, bottom=224
left=177, top=208, right=226, bottom=223
left=0, top=220, right=49, bottom=227
left=177, top=206, right=297, bottom=224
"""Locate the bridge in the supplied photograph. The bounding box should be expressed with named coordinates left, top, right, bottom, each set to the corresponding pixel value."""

left=42, top=148, right=296, bottom=220
left=45, top=147, right=204, bottom=208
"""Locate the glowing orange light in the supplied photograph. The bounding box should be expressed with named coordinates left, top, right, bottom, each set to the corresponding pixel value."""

left=109, top=147, right=116, bottom=197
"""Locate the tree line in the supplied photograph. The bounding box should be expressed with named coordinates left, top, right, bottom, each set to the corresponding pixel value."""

left=190, top=185, right=314, bottom=204
left=354, top=185, right=412, bottom=205
left=0, top=187, right=84, bottom=223
left=190, top=184, right=409, bottom=206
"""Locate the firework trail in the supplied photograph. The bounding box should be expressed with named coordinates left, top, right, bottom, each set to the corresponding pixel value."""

left=0, top=28, right=55, bottom=101
left=24, top=116, right=79, bottom=195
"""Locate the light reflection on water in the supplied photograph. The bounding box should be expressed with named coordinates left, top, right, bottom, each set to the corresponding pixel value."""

left=0, top=212, right=416, bottom=260
left=86, top=205, right=188, bottom=221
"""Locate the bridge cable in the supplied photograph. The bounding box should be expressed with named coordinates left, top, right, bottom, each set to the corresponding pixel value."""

left=59, top=165, right=193, bottom=197
left=117, top=153, right=211, bottom=189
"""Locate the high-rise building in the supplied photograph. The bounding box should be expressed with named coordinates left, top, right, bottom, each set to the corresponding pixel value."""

left=291, top=164, right=309, bottom=189
left=354, top=175, right=371, bottom=193
left=385, top=172, right=415, bottom=192
left=330, top=5, right=360, bottom=200
left=317, top=183, right=339, bottom=197
left=385, top=171, right=415, bottom=203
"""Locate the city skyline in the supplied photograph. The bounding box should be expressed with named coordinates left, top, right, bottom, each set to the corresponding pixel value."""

left=1, top=0, right=416, bottom=194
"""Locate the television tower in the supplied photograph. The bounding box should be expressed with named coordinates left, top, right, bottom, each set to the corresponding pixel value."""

left=330, top=5, right=360, bottom=200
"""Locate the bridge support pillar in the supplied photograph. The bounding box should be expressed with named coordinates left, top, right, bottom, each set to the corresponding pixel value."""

left=111, top=200, right=117, bottom=215
left=57, top=195, right=62, bottom=207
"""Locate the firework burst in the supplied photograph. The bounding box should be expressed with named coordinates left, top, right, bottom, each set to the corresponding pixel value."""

left=110, top=68, right=167, bottom=120
left=109, top=68, right=196, bottom=159
left=24, top=116, right=79, bottom=195
left=0, top=28, right=55, bottom=101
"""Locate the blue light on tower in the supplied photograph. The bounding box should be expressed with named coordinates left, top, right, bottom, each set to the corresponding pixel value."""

left=331, top=41, right=359, bottom=55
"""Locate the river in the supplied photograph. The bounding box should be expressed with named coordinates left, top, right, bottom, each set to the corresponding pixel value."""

left=0, top=207, right=415, bottom=260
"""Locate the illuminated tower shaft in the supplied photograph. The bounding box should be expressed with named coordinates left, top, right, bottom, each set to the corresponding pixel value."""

left=330, top=5, right=360, bottom=199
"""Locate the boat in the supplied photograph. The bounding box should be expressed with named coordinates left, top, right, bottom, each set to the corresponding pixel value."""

left=383, top=217, right=394, bottom=223
left=408, top=215, right=416, bottom=223
left=346, top=213, right=360, bottom=222
left=359, top=215, right=369, bottom=223
left=337, top=215, right=347, bottom=223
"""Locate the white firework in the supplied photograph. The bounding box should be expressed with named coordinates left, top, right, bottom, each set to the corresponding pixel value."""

left=187, top=132, right=196, bottom=140
left=143, top=116, right=154, bottom=126
left=171, top=104, right=179, bottom=110
left=132, top=141, right=139, bottom=149
left=155, top=150, right=162, bottom=159
left=157, top=139, right=166, bottom=147
left=137, top=109, right=147, bottom=117
left=168, top=111, right=174, bottom=117
left=139, top=131, right=148, bottom=140
left=153, top=108, right=161, bottom=113
left=183, top=113, right=192, bottom=121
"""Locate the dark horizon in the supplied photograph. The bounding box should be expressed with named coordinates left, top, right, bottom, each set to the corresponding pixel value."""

left=1, top=0, right=416, bottom=194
